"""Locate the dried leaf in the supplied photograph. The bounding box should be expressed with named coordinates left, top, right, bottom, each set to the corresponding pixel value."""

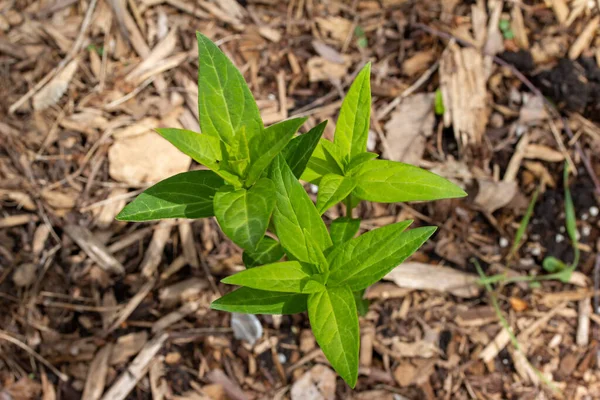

left=33, top=60, right=78, bottom=110
left=474, top=178, right=517, bottom=213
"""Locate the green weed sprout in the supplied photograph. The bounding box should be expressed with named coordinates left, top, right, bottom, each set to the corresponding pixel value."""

left=117, top=33, right=466, bottom=388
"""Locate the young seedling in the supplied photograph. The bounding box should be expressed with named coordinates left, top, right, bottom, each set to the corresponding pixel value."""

left=117, top=33, right=467, bottom=388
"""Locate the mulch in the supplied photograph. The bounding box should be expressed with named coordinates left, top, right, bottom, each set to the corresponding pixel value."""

left=1, top=0, right=600, bottom=399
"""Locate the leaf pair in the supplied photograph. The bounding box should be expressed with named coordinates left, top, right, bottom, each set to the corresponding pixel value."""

left=302, top=63, right=466, bottom=214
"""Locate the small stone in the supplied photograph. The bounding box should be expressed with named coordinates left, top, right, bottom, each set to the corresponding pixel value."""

left=290, top=365, right=336, bottom=400
left=499, top=237, right=509, bottom=248
left=231, top=313, right=263, bottom=346
left=555, top=234, right=564, bottom=243
left=590, top=206, right=599, bottom=217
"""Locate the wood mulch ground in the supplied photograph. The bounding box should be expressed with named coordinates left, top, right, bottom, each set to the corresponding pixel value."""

left=1, top=0, right=600, bottom=399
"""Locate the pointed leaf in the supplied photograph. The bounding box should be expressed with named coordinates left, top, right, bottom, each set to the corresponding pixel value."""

left=334, top=63, right=371, bottom=158
left=316, top=174, right=357, bottom=215
left=301, top=139, right=345, bottom=184
left=328, top=222, right=437, bottom=291
left=353, top=160, right=467, bottom=203
left=283, top=121, right=327, bottom=178
left=347, top=152, right=378, bottom=173
left=116, top=170, right=224, bottom=221
left=269, top=155, right=332, bottom=262
left=246, top=117, right=307, bottom=186
left=155, top=128, right=241, bottom=185
left=214, top=178, right=275, bottom=250
left=329, top=217, right=361, bottom=246
left=243, top=236, right=284, bottom=268
left=303, top=229, right=328, bottom=272
left=221, top=261, right=323, bottom=293
left=308, top=286, right=359, bottom=388
left=196, top=32, right=262, bottom=147
left=211, top=287, right=307, bottom=315
left=353, top=289, right=369, bottom=316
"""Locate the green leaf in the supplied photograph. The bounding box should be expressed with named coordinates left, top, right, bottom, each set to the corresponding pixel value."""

left=116, top=170, right=224, bottom=221
left=246, top=117, right=307, bottom=186
left=269, top=155, right=332, bottom=262
left=221, top=126, right=250, bottom=179
left=542, top=256, right=567, bottom=273
left=327, top=222, right=436, bottom=291
left=301, top=139, right=345, bottom=184
left=155, top=128, right=242, bottom=186
left=434, top=88, right=445, bottom=115
left=563, top=164, right=579, bottom=267
left=303, top=229, right=328, bottom=272
left=353, top=160, right=467, bottom=203
left=353, top=289, right=369, bottom=316
left=196, top=32, right=262, bottom=147
left=509, top=187, right=539, bottom=257
left=221, top=261, right=323, bottom=293
left=329, top=217, right=361, bottom=246
left=308, top=286, right=359, bottom=388
left=316, top=174, right=357, bottom=215
left=347, top=152, right=378, bottom=173
left=334, top=63, right=371, bottom=158
left=283, top=121, right=327, bottom=178
left=242, top=236, right=284, bottom=268
left=211, top=287, right=307, bottom=315
left=214, top=178, right=275, bottom=250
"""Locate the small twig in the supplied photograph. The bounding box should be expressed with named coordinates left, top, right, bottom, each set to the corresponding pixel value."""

left=0, top=329, right=69, bottom=381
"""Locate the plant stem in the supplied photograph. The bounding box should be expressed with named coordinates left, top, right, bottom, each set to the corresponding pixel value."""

left=345, top=195, right=353, bottom=218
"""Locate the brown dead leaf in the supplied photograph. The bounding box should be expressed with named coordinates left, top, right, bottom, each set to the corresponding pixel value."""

left=524, top=144, right=564, bottom=162
left=384, top=93, right=435, bottom=165
left=315, top=16, right=352, bottom=43
left=108, top=131, right=191, bottom=185
left=383, top=262, right=480, bottom=298
left=474, top=178, right=517, bottom=213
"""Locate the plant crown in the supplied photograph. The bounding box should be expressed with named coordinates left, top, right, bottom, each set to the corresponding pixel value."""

left=117, top=33, right=467, bottom=388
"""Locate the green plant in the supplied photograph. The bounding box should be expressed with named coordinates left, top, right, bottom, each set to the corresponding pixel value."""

left=117, top=33, right=466, bottom=387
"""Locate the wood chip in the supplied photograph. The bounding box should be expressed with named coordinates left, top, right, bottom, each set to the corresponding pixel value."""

left=569, top=16, right=600, bottom=60
left=110, top=331, right=149, bottom=365
left=290, top=365, right=336, bottom=400
left=141, top=220, right=175, bottom=278
left=101, top=333, right=168, bottom=400
left=82, top=344, right=113, bottom=400
left=64, top=224, right=125, bottom=275
left=439, top=43, right=489, bottom=146
left=384, top=262, right=480, bottom=298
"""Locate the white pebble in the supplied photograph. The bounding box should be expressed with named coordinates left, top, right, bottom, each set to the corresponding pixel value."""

left=278, top=353, right=287, bottom=364
left=267, top=93, right=276, bottom=101
left=531, top=246, right=541, bottom=256
left=582, top=225, right=591, bottom=237
left=310, top=184, right=318, bottom=194
left=366, top=130, right=377, bottom=151
left=590, top=206, right=599, bottom=217
left=555, top=234, right=564, bottom=243
left=499, top=237, right=509, bottom=248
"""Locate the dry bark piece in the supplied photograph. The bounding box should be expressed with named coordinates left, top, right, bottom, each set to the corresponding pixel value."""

left=383, top=93, right=435, bottom=165
left=307, top=57, right=349, bottom=82
left=569, top=16, right=600, bottom=60
left=290, top=365, right=337, bottom=400
left=206, top=369, right=248, bottom=400
left=439, top=43, right=489, bottom=146
left=158, top=278, right=208, bottom=306
left=384, top=262, right=480, bottom=298
left=393, top=362, right=417, bottom=387
left=141, top=220, right=175, bottom=278
left=110, top=331, right=148, bottom=365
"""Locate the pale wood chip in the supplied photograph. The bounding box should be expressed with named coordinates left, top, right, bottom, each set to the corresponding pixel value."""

left=141, top=221, right=175, bottom=278
left=64, top=224, right=125, bottom=275
left=101, top=333, right=168, bottom=400
left=569, top=16, right=600, bottom=60
left=577, top=297, right=591, bottom=347
left=383, top=262, right=480, bottom=298
left=82, top=344, right=113, bottom=400
left=110, top=331, right=149, bottom=365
